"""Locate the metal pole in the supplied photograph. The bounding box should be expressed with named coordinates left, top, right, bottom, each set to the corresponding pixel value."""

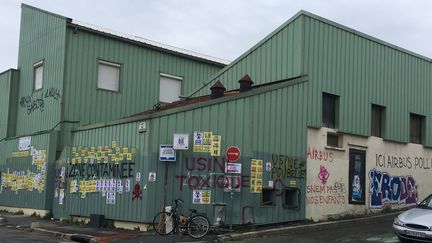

left=230, top=191, right=234, bottom=231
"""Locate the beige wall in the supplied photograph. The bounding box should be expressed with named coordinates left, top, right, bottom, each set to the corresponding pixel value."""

left=306, top=127, right=431, bottom=220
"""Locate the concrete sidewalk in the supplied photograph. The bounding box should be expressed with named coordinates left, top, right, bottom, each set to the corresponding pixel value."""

left=216, top=212, right=400, bottom=242
left=0, top=211, right=401, bottom=243
left=0, top=213, right=145, bottom=243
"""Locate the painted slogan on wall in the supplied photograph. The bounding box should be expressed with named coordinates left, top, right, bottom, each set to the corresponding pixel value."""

left=64, top=141, right=139, bottom=203
left=175, top=157, right=250, bottom=191
left=375, top=154, right=432, bottom=170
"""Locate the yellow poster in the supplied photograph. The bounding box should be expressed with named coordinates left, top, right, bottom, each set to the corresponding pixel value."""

left=250, top=159, right=263, bottom=193
left=203, top=132, right=212, bottom=145
left=193, top=145, right=202, bottom=152
left=210, top=135, right=221, bottom=156
left=202, top=145, right=211, bottom=153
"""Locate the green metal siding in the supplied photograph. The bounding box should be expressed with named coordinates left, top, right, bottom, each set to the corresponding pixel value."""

left=15, top=5, right=67, bottom=136
left=0, top=71, right=12, bottom=140
left=63, top=28, right=223, bottom=126
left=302, top=15, right=432, bottom=144
left=0, top=132, right=58, bottom=210
left=59, top=123, right=148, bottom=222
left=189, top=15, right=304, bottom=97
left=60, top=79, right=308, bottom=225
left=0, top=70, right=19, bottom=139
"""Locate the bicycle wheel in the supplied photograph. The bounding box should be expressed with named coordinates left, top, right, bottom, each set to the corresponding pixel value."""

left=153, top=212, right=176, bottom=235
left=187, top=215, right=210, bottom=239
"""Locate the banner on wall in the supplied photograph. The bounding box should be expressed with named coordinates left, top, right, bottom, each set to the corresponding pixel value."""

left=349, top=149, right=366, bottom=204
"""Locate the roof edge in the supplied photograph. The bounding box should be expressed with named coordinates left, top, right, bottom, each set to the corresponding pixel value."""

left=299, top=10, right=432, bottom=62
left=21, top=3, right=67, bottom=20
left=72, top=75, right=308, bottom=132
left=69, top=20, right=230, bottom=66
left=0, top=68, right=19, bottom=76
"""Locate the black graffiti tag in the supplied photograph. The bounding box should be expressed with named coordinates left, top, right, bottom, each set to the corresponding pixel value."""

left=19, top=87, right=61, bottom=115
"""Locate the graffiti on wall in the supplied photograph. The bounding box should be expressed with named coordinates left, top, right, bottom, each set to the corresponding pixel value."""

left=375, top=154, right=432, bottom=170
left=369, top=169, right=418, bottom=208
left=306, top=181, right=346, bottom=205
left=271, top=154, right=306, bottom=179
left=19, top=87, right=61, bottom=115
left=1, top=148, right=47, bottom=193
left=317, top=165, right=330, bottom=185
left=175, top=157, right=250, bottom=191
left=307, top=147, right=334, bottom=163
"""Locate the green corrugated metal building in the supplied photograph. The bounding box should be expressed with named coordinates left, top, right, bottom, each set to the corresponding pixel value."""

left=1, top=4, right=432, bottom=228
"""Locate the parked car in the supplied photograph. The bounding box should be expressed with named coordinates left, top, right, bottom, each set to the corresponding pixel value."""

left=393, top=193, right=432, bottom=242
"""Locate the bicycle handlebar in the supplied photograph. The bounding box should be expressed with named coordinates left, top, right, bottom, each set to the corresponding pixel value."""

left=174, top=198, right=184, bottom=205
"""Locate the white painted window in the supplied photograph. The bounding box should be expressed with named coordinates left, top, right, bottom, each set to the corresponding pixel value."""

left=33, top=60, right=44, bottom=91
left=98, top=60, right=120, bottom=92
left=159, top=73, right=182, bottom=103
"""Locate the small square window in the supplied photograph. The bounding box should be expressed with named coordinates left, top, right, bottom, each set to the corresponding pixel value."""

left=261, top=187, right=276, bottom=206
left=322, top=93, right=339, bottom=128
left=327, top=133, right=340, bottom=147
left=159, top=74, right=182, bottom=103
left=33, top=61, right=44, bottom=91
left=410, top=113, right=425, bottom=144
left=283, top=188, right=300, bottom=208
left=98, top=60, right=120, bottom=92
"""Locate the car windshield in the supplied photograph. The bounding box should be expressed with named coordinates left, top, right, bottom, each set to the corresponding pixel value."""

left=416, top=194, right=432, bottom=209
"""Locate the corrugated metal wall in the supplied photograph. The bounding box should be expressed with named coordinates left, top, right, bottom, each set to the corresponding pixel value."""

left=0, top=71, right=12, bottom=139
left=302, top=15, right=432, bottom=144
left=190, top=15, right=304, bottom=97
left=0, top=69, right=19, bottom=140
left=0, top=131, right=57, bottom=210
left=60, top=123, right=148, bottom=221
left=15, top=5, right=66, bottom=136
left=63, top=27, right=223, bottom=127
left=60, top=80, right=308, bottom=225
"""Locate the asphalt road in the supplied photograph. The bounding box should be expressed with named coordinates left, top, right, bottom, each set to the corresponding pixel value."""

left=0, top=226, right=73, bottom=243
left=237, top=214, right=399, bottom=243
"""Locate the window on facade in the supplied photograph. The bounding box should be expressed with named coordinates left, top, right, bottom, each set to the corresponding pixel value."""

left=410, top=113, right=424, bottom=144
left=283, top=188, right=300, bottom=208
left=97, top=60, right=120, bottom=92
left=33, top=60, right=44, bottom=91
left=322, top=93, right=339, bottom=128
left=159, top=74, right=182, bottom=103
left=371, top=104, right=385, bottom=137
left=261, top=188, right=276, bottom=206
left=327, top=133, right=340, bottom=147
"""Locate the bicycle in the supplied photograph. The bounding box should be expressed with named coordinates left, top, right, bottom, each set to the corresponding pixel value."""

left=153, top=198, right=210, bottom=239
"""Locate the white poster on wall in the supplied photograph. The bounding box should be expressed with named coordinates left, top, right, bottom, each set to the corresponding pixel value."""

left=148, top=172, right=156, bottom=182
left=173, top=134, right=189, bottom=150
left=159, top=145, right=176, bottom=161
left=19, top=137, right=31, bottom=151
left=125, top=179, right=131, bottom=192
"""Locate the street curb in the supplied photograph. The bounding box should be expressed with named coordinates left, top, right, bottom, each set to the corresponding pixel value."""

left=32, top=227, right=94, bottom=243
left=216, top=212, right=400, bottom=242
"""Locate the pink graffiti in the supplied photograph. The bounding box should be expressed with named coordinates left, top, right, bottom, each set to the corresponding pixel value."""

left=317, top=165, right=330, bottom=185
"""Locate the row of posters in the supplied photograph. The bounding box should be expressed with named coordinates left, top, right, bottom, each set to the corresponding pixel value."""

left=192, top=190, right=211, bottom=204
left=193, top=132, right=221, bottom=156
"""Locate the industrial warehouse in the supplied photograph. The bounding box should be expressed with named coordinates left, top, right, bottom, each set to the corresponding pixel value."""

left=0, top=4, right=431, bottom=230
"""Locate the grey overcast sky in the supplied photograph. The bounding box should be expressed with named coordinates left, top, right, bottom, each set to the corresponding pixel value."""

left=1, top=0, right=432, bottom=71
